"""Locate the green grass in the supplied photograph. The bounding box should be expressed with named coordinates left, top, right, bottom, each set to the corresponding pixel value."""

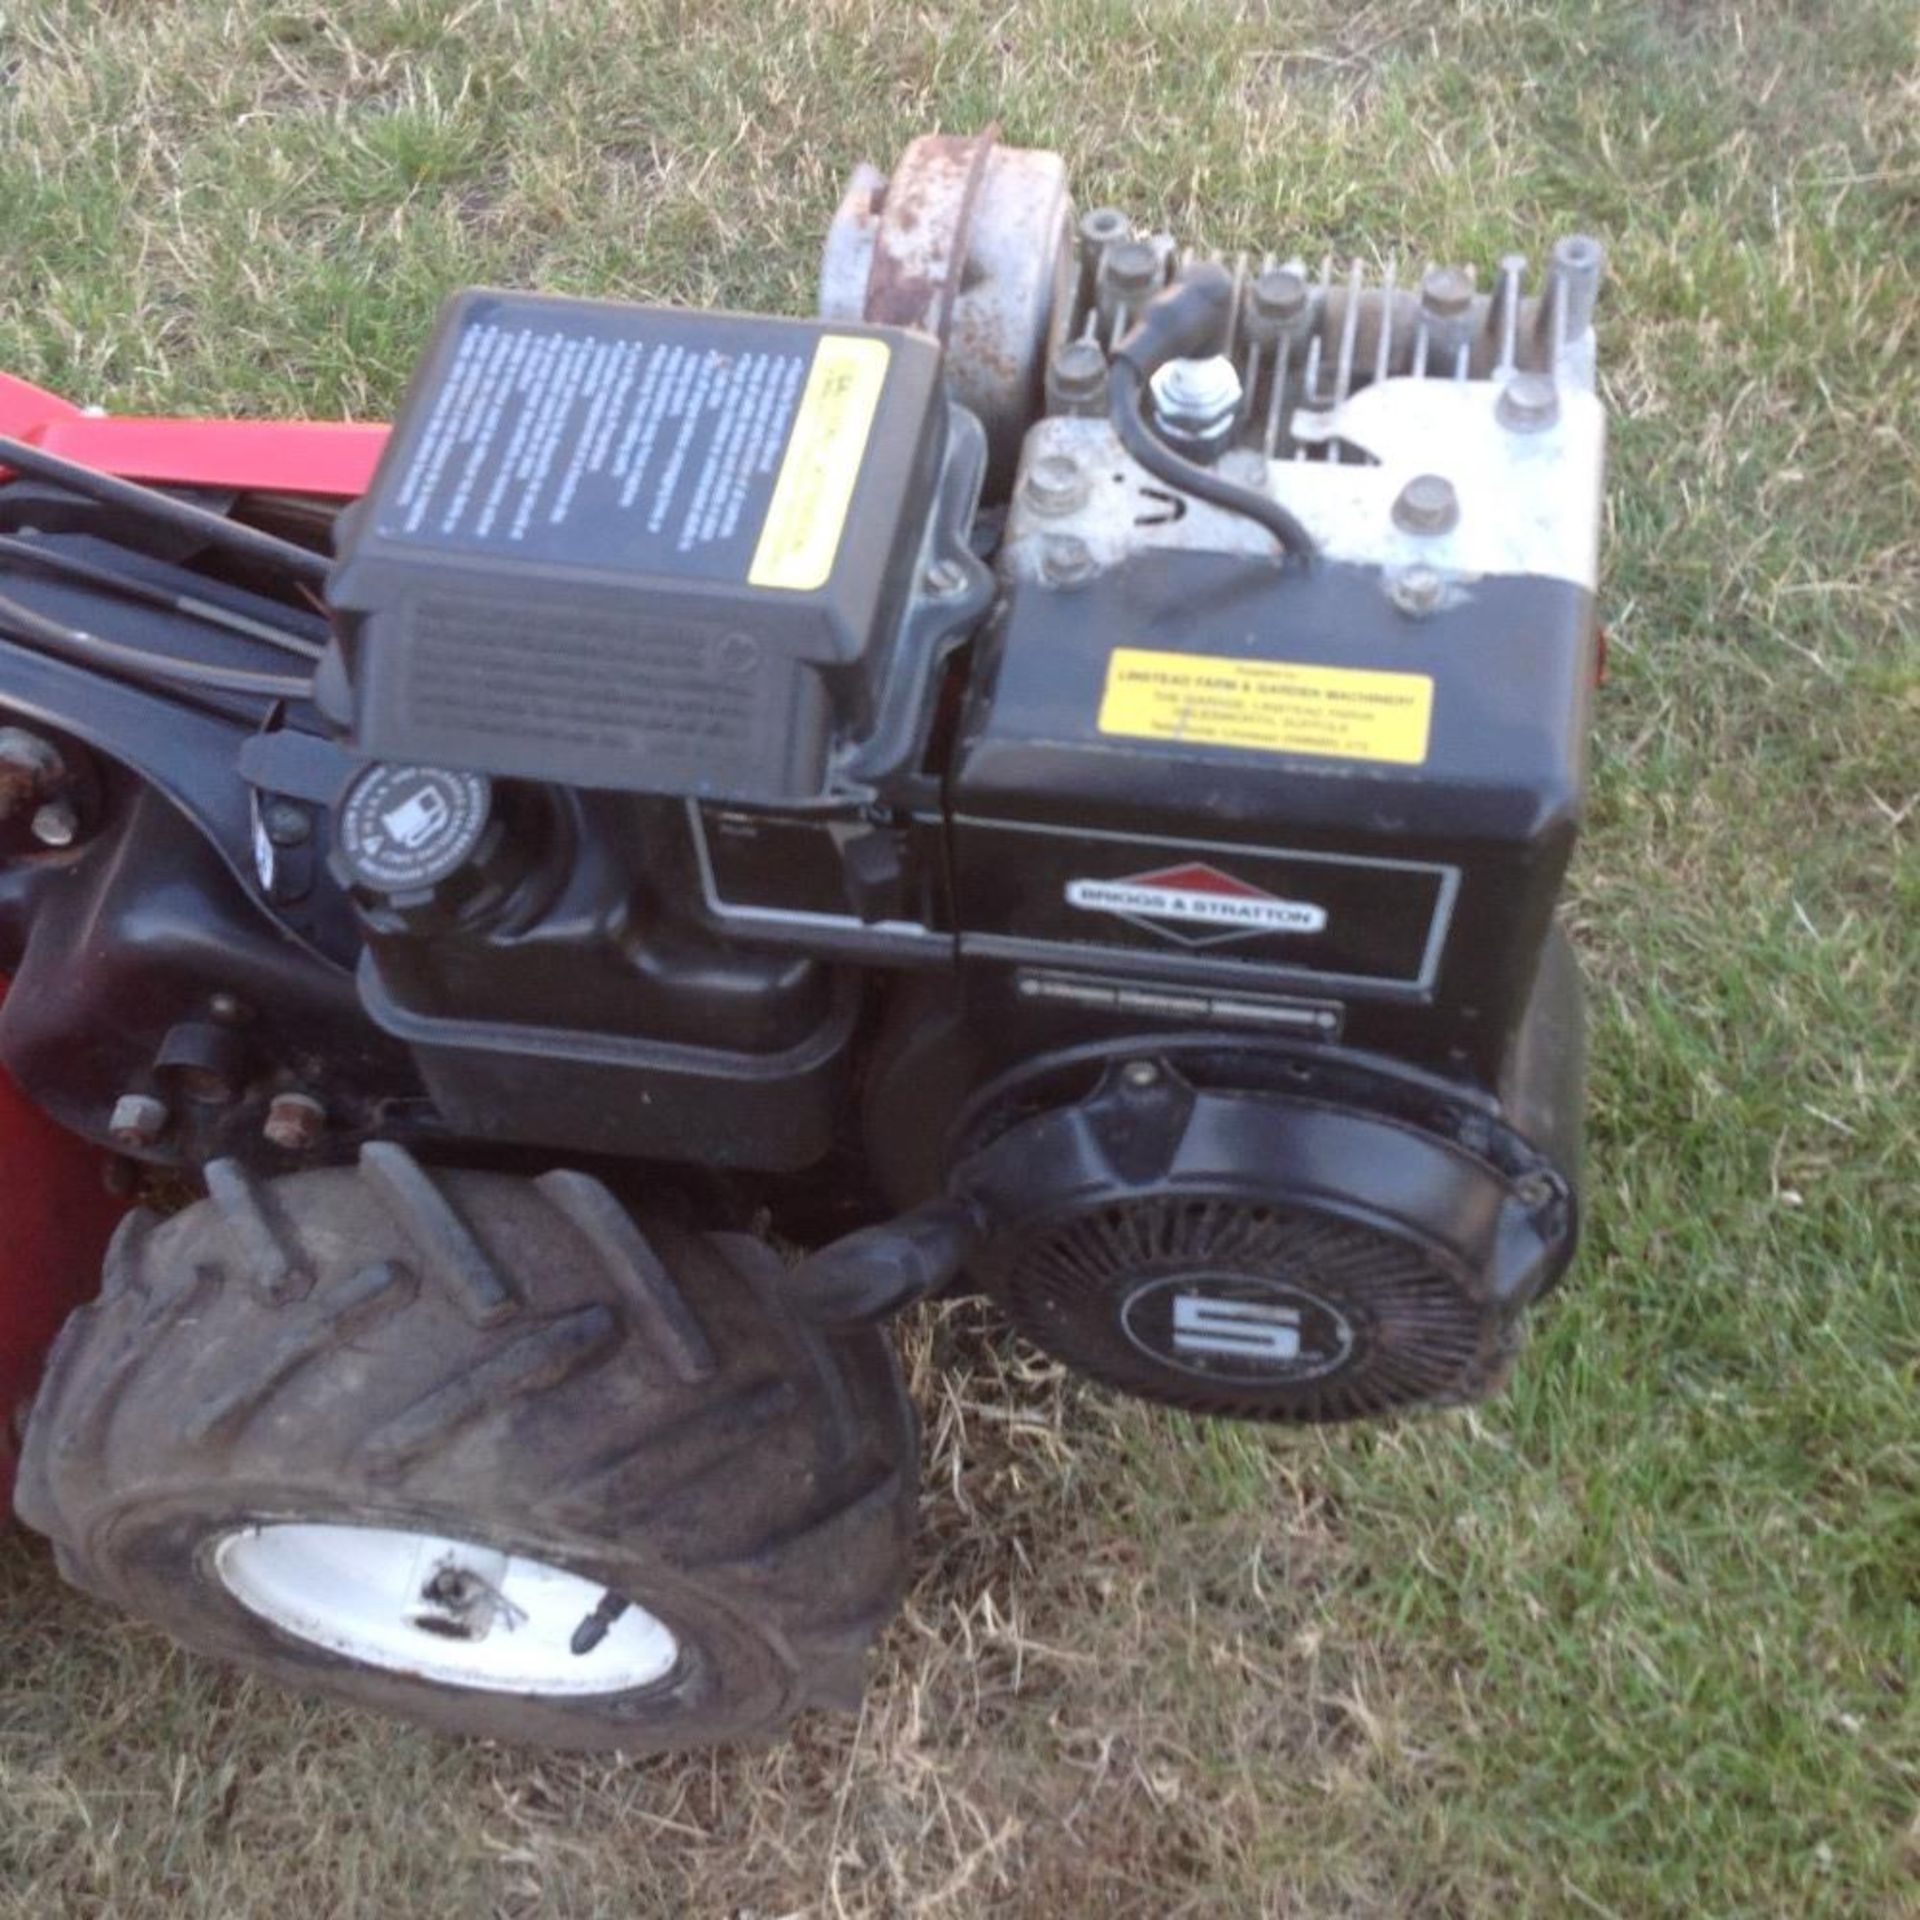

left=1, top=1, right=1915, bottom=1914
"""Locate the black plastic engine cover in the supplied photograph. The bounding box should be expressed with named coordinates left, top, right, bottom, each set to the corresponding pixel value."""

left=328, top=292, right=947, bottom=804
left=946, top=551, right=1597, bottom=1084
left=951, top=1037, right=1577, bottom=1423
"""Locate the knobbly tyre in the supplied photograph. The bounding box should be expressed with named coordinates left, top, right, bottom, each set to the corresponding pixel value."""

left=0, top=135, right=1604, bottom=1751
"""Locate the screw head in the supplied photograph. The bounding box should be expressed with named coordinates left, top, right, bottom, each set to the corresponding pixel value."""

left=1251, top=266, right=1309, bottom=325
left=923, top=557, right=969, bottom=597
left=1048, top=337, right=1108, bottom=405
left=1038, top=534, right=1095, bottom=587
left=1421, top=265, right=1474, bottom=318
left=1024, top=451, right=1089, bottom=517
left=1121, top=1059, right=1161, bottom=1089
left=264, top=1091, right=327, bottom=1152
left=0, top=726, right=63, bottom=821
left=1100, top=239, right=1161, bottom=302
left=1392, top=473, right=1461, bottom=535
left=1388, top=564, right=1447, bottom=617
left=108, top=1093, right=169, bottom=1149
left=1515, top=1171, right=1557, bottom=1209
left=208, top=992, right=252, bottom=1026
left=1497, top=371, right=1560, bottom=433
left=262, top=799, right=312, bottom=847
left=29, top=798, right=79, bottom=847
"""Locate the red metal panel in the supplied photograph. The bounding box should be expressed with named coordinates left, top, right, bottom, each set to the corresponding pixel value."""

left=29, top=418, right=387, bottom=497
left=0, top=373, right=375, bottom=1505
left=1, top=371, right=386, bottom=498
left=0, top=985, right=128, bottom=1510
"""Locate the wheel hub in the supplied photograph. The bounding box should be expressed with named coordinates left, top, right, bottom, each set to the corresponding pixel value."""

left=212, top=1523, right=680, bottom=1696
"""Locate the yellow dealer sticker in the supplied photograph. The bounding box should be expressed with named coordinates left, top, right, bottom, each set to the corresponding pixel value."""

left=1098, top=648, right=1434, bottom=766
left=749, top=334, right=890, bottom=592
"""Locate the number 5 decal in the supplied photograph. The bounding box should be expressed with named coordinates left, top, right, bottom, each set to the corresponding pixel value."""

left=1170, top=1294, right=1302, bottom=1362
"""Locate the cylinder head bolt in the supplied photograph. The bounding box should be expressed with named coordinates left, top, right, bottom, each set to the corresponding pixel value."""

left=1498, top=371, right=1561, bottom=433
left=1392, top=473, right=1460, bottom=536
left=1420, top=264, right=1476, bottom=364
left=1097, top=239, right=1163, bottom=329
left=1148, top=354, right=1243, bottom=463
left=1046, top=337, right=1109, bottom=416
left=1244, top=266, right=1311, bottom=345
left=1023, top=451, right=1090, bottom=517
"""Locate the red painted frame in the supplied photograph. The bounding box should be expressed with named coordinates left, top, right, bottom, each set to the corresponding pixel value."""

left=0, top=377, right=384, bottom=1505
left=0, top=372, right=388, bottom=496
left=0, top=1013, right=129, bottom=1506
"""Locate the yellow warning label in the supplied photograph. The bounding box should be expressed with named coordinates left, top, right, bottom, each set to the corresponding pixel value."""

left=748, top=335, right=890, bottom=592
left=1098, top=648, right=1433, bottom=765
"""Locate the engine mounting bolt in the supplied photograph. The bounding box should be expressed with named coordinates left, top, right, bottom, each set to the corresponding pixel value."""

left=264, top=1092, right=327, bottom=1152
left=1497, top=371, right=1560, bottom=433
left=923, top=557, right=969, bottom=598
left=1388, top=564, right=1446, bottom=617
left=1392, top=473, right=1461, bottom=536
left=108, top=1093, right=169, bottom=1150
left=1420, top=265, right=1474, bottom=319
left=1039, top=533, right=1095, bottom=587
left=1024, top=452, right=1089, bottom=516
left=1122, top=1060, right=1162, bottom=1089
left=1250, top=266, right=1309, bottom=326
left=1099, top=238, right=1162, bottom=305
left=262, top=799, right=312, bottom=848
left=29, top=798, right=79, bottom=848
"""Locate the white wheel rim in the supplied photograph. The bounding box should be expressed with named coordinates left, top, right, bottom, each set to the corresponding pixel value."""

left=212, top=1523, right=680, bottom=1696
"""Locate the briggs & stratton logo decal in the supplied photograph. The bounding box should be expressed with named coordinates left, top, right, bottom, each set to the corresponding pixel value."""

left=1064, top=862, right=1330, bottom=949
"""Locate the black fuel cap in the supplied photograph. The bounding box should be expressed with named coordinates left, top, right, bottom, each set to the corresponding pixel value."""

left=334, top=763, right=494, bottom=900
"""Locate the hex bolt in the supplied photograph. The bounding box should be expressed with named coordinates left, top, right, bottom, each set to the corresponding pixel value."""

left=109, top=1093, right=169, bottom=1150
left=262, top=799, right=313, bottom=848
left=1046, top=337, right=1109, bottom=415
left=1149, top=354, right=1243, bottom=461
left=1122, top=1060, right=1162, bottom=1089
left=1098, top=238, right=1162, bottom=315
left=1497, top=371, right=1561, bottom=433
left=1388, top=564, right=1446, bottom=617
left=1246, top=266, right=1310, bottom=342
left=1039, top=534, right=1095, bottom=587
left=1420, top=265, right=1474, bottom=319
left=29, top=798, right=79, bottom=848
left=1023, top=451, right=1089, bottom=517
left=1392, top=473, right=1461, bottom=536
left=0, top=726, right=63, bottom=822
left=264, top=1092, right=327, bottom=1152
left=923, top=557, right=969, bottom=598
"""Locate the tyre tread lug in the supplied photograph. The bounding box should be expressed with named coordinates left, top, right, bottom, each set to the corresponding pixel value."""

left=358, top=1142, right=516, bottom=1327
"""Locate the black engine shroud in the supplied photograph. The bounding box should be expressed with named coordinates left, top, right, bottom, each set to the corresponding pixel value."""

left=0, top=259, right=1596, bottom=1426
